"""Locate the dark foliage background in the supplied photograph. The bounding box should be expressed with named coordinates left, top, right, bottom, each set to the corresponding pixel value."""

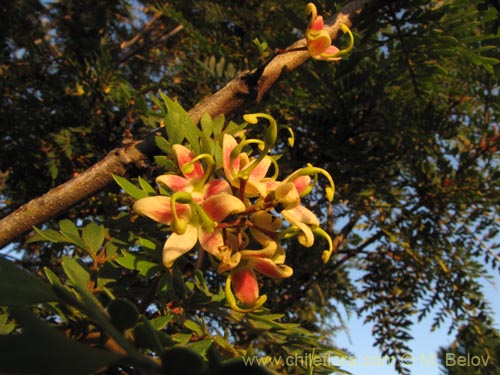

left=0, top=1, right=499, bottom=374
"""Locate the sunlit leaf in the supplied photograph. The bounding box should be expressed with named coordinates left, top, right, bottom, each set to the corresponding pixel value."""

left=82, top=222, right=105, bottom=253
left=113, top=174, right=149, bottom=199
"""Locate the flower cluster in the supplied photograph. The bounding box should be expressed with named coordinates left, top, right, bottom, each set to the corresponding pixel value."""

left=134, top=113, right=335, bottom=312
left=305, top=2, right=354, bottom=61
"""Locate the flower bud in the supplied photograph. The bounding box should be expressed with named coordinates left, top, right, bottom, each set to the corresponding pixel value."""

left=231, top=266, right=259, bottom=307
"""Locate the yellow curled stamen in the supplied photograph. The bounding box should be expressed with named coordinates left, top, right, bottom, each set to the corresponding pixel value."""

left=312, top=227, right=334, bottom=263
left=192, top=202, right=217, bottom=233
left=321, top=24, right=354, bottom=60
left=279, top=226, right=301, bottom=240
left=231, top=139, right=268, bottom=181
left=279, top=124, right=295, bottom=147
left=243, top=113, right=278, bottom=147
left=170, top=192, right=192, bottom=235
left=185, top=153, right=215, bottom=189
left=267, top=156, right=280, bottom=181
left=305, top=2, right=318, bottom=27
left=284, top=164, right=335, bottom=202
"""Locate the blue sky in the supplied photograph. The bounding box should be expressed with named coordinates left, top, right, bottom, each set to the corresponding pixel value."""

left=333, top=274, right=500, bottom=375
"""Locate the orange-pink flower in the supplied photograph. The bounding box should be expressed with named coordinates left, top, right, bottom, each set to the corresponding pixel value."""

left=305, top=3, right=354, bottom=61
left=133, top=144, right=246, bottom=267
left=227, top=254, right=293, bottom=312
left=222, top=134, right=275, bottom=197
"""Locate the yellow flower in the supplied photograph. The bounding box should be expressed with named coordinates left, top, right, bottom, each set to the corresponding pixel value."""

left=305, top=3, right=354, bottom=61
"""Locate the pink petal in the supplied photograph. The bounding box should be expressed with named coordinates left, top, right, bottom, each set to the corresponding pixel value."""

left=275, top=182, right=300, bottom=209
left=218, top=249, right=241, bottom=273
left=309, top=37, right=332, bottom=56
left=251, top=257, right=293, bottom=278
left=292, top=175, right=311, bottom=195
left=134, top=196, right=190, bottom=225
left=162, top=224, right=198, bottom=267
left=283, top=205, right=319, bottom=227
left=203, top=179, right=231, bottom=198
left=245, top=180, right=269, bottom=197
left=282, top=205, right=319, bottom=247
left=323, top=45, right=340, bottom=56
left=222, top=134, right=240, bottom=179
left=199, top=228, right=224, bottom=257
left=231, top=266, right=259, bottom=307
left=249, top=212, right=282, bottom=245
left=310, top=15, right=324, bottom=31
left=264, top=180, right=279, bottom=191
left=246, top=156, right=271, bottom=181
left=173, top=144, right=204, bottom=181
left=306, top=29, right=332, bottom=56
left=156, top=175, right=192, bottom=192
left=201, top=193, right=246, bottom=222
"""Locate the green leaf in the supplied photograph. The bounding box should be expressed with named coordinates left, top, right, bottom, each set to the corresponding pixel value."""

left=216, top=56, right=225, bottom=77
left=49, top=161, right=59, bottom=180
left=159, top=92, right=182, bottom=145
left=159, top=92, right=202, bottom=153
left=0, top=313, right=15, bottom=335
left=154, top=155, right=177, bottom=170
left=187, top=339, right=213, bottom=357
left=154, top=135, right=172, bottom=154
left=44, top=267, right=81, bottom=307
left=28, top=226, right=67, bottom=243
left=210, top=114, right=225, bottom=141
left=61, top=256, right=90, bottom=287
left=200, top=132, right=215, bottom=157
left=161, top=346, right=208, bottom=375
left=200, top=112, right=213, bottom=137
left=60, top=259, right=142, bottom=360
left=433, top=48, right=457, bottom=57
left=114, top=250, right=161, bottom=277
left=0, top=308, right=121, bottom=375
left=138, top=236, right=158, bottom=251
left=0, top=256, right=58, bottom=305
left=107, top=298, right=140, bottom=331
left=149, top=315, right=172, bottom=330
left=172, top=332, right=192, bottom=344
left=59, top=219, right=80, bottom=239
left=134, top=321, right=171, bottom=351
left=435, top=35, right=458, bottom=47
left=138, top=176, right=156, bottom=194
left=184, top=319, right=204, bottom=337
left=112, top=174, right=149, bottom=199
left=358, top=188, right=376, bottom=197
left=97, top=262, right=122, bottom=287
left=31, top=221, right=90, bottom=252
left=247, top=313, right=299, bottom=330
left=213, top=334, right=236, bottom=354
left=82, top=222, right=105, bottom=253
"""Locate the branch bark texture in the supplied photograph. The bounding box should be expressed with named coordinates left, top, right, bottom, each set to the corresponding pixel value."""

left=0, top=0, right=371, bottom=249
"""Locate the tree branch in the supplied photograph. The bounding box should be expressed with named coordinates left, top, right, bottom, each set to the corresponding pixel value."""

left=0, top=0, right=372, bottom=249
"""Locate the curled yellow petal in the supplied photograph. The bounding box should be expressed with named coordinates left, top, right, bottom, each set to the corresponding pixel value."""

left=313, top=227, right=334, bottom=263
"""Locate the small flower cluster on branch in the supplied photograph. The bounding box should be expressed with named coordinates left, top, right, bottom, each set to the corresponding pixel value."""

left=133, top=113, right=335, bottom=312
left=305, top=2, right=354, bottom=61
